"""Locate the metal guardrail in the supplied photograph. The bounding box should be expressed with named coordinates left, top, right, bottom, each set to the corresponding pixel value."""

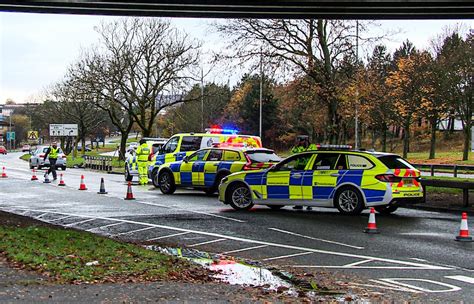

left=82, top=156, right=113, bottom=172
left=411, top=163, right=474, bottom=177
left=421, top=179, right=474, bottom=208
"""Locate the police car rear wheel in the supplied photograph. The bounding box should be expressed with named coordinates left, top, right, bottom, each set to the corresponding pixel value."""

left=335, top=187, right=364, bottom=215
left=159, top=171, right=176, bottom=194
left=374, top=205, right=399, bottom=214
left=227, top=184, right=253, bottom=211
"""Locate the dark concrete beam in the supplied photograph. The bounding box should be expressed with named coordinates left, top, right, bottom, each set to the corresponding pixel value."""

left=0, top=1, right=472, bottom=19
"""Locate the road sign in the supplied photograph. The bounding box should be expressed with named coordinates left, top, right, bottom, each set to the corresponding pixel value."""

left=27, top=131, right=39, bottom=140
left=49, top=124, right=78, bottom=136
left=6, top=132, right=15, bottom=141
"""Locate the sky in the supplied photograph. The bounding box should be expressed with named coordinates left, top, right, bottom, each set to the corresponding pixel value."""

left=0, top=12, right=472, bottom=104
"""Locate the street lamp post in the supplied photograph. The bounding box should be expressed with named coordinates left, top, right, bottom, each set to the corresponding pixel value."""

left=355, top=20, right=359, bottom=150
left=259, top=51, right=263, bottom=140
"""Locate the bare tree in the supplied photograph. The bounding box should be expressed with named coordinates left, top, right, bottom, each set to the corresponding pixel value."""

left=93, top=18, right=201, bottom=137
left=213, top=19, right=386, bottom=143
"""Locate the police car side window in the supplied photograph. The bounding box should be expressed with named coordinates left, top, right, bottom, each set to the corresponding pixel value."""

left=312, top=154, right=339, bottom=170
left=163, top=137, right=179, bottom=154
left=347, top=155, right=373, bottom=170
left=189, top=150, right=207, bottom=161
left=181, top=136, right=203, bottom=152
left=206, top=149, right=223, bottom=161
left=278, top=154, right=312, bottom=171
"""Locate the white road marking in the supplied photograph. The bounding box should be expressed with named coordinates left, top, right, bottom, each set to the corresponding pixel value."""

left=34, top=213, right=49, bottom=219
left=65, top=218, right=97, bottom=227
left=445, top=275, right=474, bottom=284
left=48, top=215, right=74, bottom=222
left=222, top=245, right=269, bottom=254
left=350, top=281, right=422, bottom=293
left=113, top=226, right=157, bottom=236
left=137, top=201, right=246, bottom=223
left=263, top=251, right=313, bottom=261
left=410, top=258, right=428, bottom=262
left=87, top=222, right=124, bottom=231
left=5, top=207, right=451, bottom=270
left=288, top=265, right=443, bottom=270
left=146, top=232, right=190, bottom=241
left=343, top=259, right=374, bottom=267
left=268, top=227, right=364, bottom=250
left=375, top=278, right=461, bottom=293
left=188, top=238, right=227, bottom=248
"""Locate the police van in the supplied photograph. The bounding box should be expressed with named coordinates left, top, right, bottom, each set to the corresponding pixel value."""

left=149, top=127, right=262, bottom=184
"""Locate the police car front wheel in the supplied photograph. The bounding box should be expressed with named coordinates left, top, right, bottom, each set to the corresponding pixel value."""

left=227, top=183, right=253, bottom=211
left=334, top=186, right=364, bottom=215
left=159, top=171, right=176, bottom=195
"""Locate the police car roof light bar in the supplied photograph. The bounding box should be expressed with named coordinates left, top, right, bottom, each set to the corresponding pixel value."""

left=205, top=127, right=239, bottom=135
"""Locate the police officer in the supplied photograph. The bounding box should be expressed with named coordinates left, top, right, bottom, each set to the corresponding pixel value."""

left=44, top=141, right=59, bottom=181
left=136, top=139, right=150, bottom=185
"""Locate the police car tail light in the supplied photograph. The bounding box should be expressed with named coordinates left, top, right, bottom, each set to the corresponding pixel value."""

left=375, top=174, right=402, bottom=183
left=243, top=154, right=260, bottom=171
left=39, top=154, right=45, bottom=158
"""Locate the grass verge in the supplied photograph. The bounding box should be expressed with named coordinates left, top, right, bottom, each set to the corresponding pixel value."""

left=0, top=225, right=185, bottom=284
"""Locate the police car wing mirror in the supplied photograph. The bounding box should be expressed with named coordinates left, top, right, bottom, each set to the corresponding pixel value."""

left=183, top=156, right=189, bottom=163
left=269, top=164, right=277, bottom=171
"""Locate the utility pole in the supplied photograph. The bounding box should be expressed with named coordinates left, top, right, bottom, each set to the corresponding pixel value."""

left=259, top=48, right=263, bottom=140
left=201, top=67, right=204, bottom=132
left=355, top=20, right=359, bottom=150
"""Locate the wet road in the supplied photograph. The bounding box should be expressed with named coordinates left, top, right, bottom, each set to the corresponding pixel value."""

left=0, top=152, right=473, bottom=302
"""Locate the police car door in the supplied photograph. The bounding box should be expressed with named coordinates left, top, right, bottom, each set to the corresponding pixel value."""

left=202, top=149, right=223, bottom=187
left=266, top=153, right=313, bottom=201
left=159, top=136, right=180, bottom=165
left=179, top=149, right=208, bottom=186
left=311, top=153, right=341, bottom=205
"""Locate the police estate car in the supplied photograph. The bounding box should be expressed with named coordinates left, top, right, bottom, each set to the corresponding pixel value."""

left=155, top=146, right=280, bottom=195
left=218, top=150, right=423, bottom=215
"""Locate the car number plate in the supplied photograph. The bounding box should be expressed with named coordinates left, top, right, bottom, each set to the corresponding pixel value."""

left=403, top=178, right=414, bottom=186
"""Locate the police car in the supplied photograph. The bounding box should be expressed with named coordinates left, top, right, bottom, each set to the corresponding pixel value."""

left=155, top=146, right=281, bottom=195
left=125, top=138, right=167, bottom=182
left=218, top=149, right=424, bottom=215
left=149, top=127, right=263, bottom=182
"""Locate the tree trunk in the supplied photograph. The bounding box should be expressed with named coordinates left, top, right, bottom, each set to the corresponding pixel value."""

left=371, top=128, right=376, bottom=150
left=463, top=125, right=470, bottom=161
left=402, top=119, right=410, bottom=158
left=429, top=117, right=437, bottom=159
left=381, top=124, right=387, bottom=152
left=81, top=137, right=86, bottom=155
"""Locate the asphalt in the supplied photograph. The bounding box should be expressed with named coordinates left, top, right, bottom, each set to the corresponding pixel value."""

left=0, top=152, right=473, bottom=303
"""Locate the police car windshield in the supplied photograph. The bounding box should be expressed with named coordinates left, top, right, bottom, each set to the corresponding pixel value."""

left=377, top=155, right=414, bottom=169
left=245, top=150, right=281, bottom=163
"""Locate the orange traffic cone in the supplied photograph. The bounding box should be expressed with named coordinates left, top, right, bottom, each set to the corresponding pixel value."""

left=1, top=167, right=7, bottom=178
left=31, top=169, right=38, bottom=181
left=97, top=178, right=108, bottom=194
left=78, top=175, right=87, bottom=190
left=455, top=212, right=472, bottom=242
left=58, top=174, right=66, bottom=186
left=364, top=207, right=379, bottom=234
left=124, top=181, right=135, bottom=200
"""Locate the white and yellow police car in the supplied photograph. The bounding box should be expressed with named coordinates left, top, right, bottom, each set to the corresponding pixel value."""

left=218, top=150, right=423, bottom=215
left=156, top=146, right=280, bottom=195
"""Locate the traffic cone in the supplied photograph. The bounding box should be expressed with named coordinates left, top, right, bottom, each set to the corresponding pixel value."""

left=455, top=213, right=473, bottom=242
left=97, top=178, right=108, bottom=194
left=1, top=167, right=7, bottom=178
left=124, top=181, right=135, bottom=200
left=58, top=174, right=66, bottom=186
left=31, top=169, right=38, bottom=181
left=43, top=174, right=51, bottom=184
left=78, top=175, right=87, bottom=190
left=364, top=207, right=379, bottom=234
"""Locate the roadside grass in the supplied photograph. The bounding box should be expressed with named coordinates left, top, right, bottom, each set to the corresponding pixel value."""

left=407, top=151, right=473, bottom=165
left=0, top=225, right=181, bottom=283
